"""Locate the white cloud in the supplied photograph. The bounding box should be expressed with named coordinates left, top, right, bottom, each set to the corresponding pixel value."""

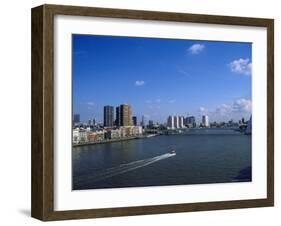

left=216, top=99, right=252, bottom=115
left=229, top=58, right=252, bottom=75
left=188, top=44, right=205, bottom=54
left=215, top=104, right=231, bottom=115
left=155, top=98, right=161, bottom=103
left=198, top=107, right=208, bottom=114
left=232, top=98, right=252, bottom=113
left=195, top=99, right=252, bottom=122
left=135, top=80, right=145, bottom=86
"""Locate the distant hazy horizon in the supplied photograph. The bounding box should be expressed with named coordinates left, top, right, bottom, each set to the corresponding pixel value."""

left=72, top=34, right=252, bottom=124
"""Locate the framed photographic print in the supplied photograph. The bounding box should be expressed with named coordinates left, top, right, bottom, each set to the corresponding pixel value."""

left=31, top=4, right=274, bottom=221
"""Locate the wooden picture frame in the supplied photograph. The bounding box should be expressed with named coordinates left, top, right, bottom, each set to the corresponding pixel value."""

left=31, top=4, right=274, bottom=221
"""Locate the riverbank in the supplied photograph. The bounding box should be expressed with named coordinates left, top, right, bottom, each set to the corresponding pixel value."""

left=73, top=134, right=159, bottom=147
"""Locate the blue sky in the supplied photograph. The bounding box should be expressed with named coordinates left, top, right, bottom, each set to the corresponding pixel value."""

left=73, top=34, right=252, bottom=124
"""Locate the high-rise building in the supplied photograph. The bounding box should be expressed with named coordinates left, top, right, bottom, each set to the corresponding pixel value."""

left=141, top=115, right=145, bottom=126
left=167, top=116, right=174, bottom=129
left=148, top=120, right=154, bottom=128
left=179, top=116, right=184, bottom=128
left=202, top=115, right=209, bottom=127
left=115, top=106, right=120, bottom=126
left=104, top=106, right=114, bottom=127
left=88, top=119, right=92, bottom=126
left=132, top=116, right=137, bottom=126
left=120, top=104, right=132, bottom=126
left=141, top=115, right=145, bottom=127
left=185, top=116, right=196, bottom=128
left=173, top=116, right=179, bottom=128
left=73, top=114, right=80, bottom=124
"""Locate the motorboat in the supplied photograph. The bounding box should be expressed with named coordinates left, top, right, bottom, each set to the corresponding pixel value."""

left=170, top=150, right=176, bottom=154
left=146, top=134, right=157, bottom=138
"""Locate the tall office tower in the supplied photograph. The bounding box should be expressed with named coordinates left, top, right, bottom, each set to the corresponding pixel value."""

left=173, top=116, right=179, bottom=128
left=179, top=116, right=184, bottom=128
left=115, top=106, right=120, bottom=126
left=132, top=116, right=137, bottom=126
left=202, top=115, right=209, bottom=127
left=92, top=118, right=96, bottom=126
left=104, top=105, right=114, bottom=127
left=120, top=104, right=132, bottom=126
left=73, top=114, right=80, bottom=124
left=88, top=119, right=92, bottom=126
left=167, top=116, right=174, bottom=129
left=141, top=115, right=145, bottom=127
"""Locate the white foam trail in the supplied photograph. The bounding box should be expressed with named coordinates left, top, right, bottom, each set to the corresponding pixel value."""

left=76, top=153, right=176, bottom=184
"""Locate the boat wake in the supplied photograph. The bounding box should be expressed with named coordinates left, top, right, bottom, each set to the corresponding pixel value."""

left=75, top=152, right=176, bottom=185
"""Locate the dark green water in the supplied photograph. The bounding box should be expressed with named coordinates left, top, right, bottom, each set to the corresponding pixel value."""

left=72, top=128, right=251, bottom=190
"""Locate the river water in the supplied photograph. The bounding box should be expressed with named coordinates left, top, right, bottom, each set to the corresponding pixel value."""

left=72, top=128, right=251, bottom=190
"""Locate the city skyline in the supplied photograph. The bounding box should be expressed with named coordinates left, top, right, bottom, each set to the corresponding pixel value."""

left=73, top=35, right=252, bottom=123
left=73, top=104, right=249, bottom=126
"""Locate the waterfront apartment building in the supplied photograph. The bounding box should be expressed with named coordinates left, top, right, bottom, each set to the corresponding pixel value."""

left=168, top=115, right=197, bottom=129
left=168, top=115, right=184, bottom=129
left=73, top=128, right=89, bottom=144
left=179, top=116, right=184, bottom=128
left=87, top=131, right=105, bottom=142
left=120, top=104, right=133, bottom=126
left=120, top=126, right=143, bottom=137
left=168, top=115, right=185, bottom=129
left=202, top=115, right=209, bottom=127
left=104, top=128, right=121, bottom=140
left=104, top=105, right=114, bottom=127
left=173, top=116, right=179, bottom=128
